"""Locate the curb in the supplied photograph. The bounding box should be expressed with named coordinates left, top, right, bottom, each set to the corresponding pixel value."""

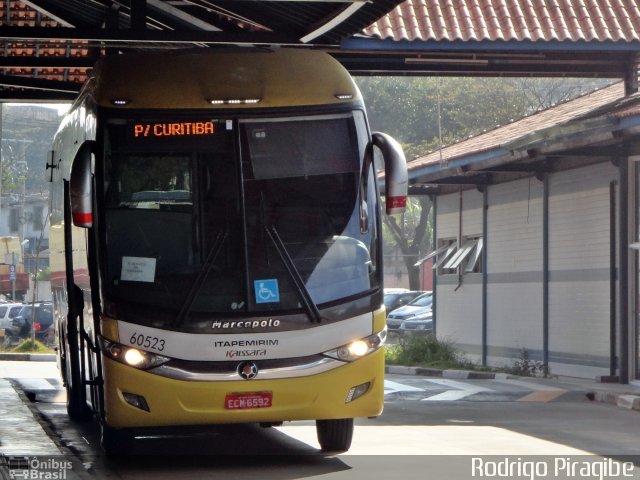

left=386, top=364, right=640, bottom=413
left=0, top=353, right=56, bottom=362
left=385, top=365, right=518, bottom=380
left=593, top=391, right=640, bottom=412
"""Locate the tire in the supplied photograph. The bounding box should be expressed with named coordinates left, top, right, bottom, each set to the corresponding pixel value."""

left=63, top=336, right=91, bottom=422
left=101, top=424, right=133, bottom=456
left=316, top=418, right=354, bottom=452
left=66, top=383, right=92, bottom=422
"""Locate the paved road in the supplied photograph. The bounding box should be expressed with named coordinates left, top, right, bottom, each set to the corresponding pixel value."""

left=2, top=362, right=640, bottom=480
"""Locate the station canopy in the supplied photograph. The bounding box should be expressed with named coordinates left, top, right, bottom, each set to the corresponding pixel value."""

left=0, top=0, right=640, bottom=102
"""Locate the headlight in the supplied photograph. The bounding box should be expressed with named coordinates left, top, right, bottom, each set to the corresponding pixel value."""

left=100, top=336, right=170, bottom=370
left=323, top=329, right=386, bottom=362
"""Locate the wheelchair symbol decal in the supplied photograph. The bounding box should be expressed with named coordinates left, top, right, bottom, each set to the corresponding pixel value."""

left=254, top=279, right=280, bottom=304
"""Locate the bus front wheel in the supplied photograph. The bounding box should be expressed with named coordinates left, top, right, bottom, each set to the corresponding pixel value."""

left=62, top=337, right=91, bottom=422
left=316, top=418, right=354, bottom=452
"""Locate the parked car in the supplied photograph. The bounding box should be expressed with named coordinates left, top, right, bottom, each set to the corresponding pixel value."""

left=398, top=311, right=433, bottom=336
left=0, top=302, right=24, bottom=330
left=386, top=291, right=433, bottom=333
left=8, top=303, right=53, bottom=342
left=384, top=290, right=426, bottom=332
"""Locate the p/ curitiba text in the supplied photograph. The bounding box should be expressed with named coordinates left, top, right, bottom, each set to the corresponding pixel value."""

left=471, top=457, right=636, bottom=480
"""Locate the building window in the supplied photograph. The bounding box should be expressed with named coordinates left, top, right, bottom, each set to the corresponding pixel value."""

left=433, top=239, right=458, bottom=275
left=426, top=236, right=483, bottom=275
left=462, top=237, right=483, bottom=273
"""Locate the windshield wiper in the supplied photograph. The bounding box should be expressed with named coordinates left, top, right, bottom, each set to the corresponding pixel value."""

left=266, top=224, right=322, bottom=324
left=172, top=228, right=228, bottom=328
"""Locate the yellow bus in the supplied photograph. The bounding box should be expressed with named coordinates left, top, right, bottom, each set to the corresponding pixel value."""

left=48, top=48, right=407, bottom=454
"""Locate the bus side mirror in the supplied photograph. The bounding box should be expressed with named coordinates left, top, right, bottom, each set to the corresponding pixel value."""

left=69, top=143, right=94, bottom=228
left=372, top=132, right=408, bottom=215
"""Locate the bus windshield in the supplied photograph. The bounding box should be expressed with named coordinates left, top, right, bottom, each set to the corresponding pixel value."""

left=101, top=113, right=379, bottom=322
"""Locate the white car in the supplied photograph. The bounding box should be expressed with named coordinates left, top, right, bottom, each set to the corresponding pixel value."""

left=0, top=303, right=24, bottom=329
left=398, top=311, right=433, bottom=336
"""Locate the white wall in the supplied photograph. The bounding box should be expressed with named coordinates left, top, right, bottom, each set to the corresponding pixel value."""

left=434, top=162, right=616, bottom=377
left=547, top=163, right=616, bottom=377
left=486, top=178, right=543, bottom=365
left=435, top=189, right=483, bottom=353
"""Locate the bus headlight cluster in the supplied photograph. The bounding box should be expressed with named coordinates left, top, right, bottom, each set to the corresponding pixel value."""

left=100, top=336, right=170, bottom=370
left=323, top=329, right=387, bottom=362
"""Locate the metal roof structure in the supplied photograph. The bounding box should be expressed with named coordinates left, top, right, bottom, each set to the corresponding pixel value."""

left=1, top=0, right=640, bottom=102
left=337, top=0, right=640, bottom=79
left=0, top=0, right=403, bottom=101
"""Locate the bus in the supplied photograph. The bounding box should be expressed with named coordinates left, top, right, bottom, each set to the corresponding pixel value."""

left=48, top=48, right=407, bottom=455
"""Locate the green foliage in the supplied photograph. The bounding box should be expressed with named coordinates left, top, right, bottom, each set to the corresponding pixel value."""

left=504, top=348, right=550, bottom=378
left=10, top=339, right=52, bottom=353
left=382, top=196, right=432, bottom=250
left=35, top=267, right=51, bottom=281
left=385, top=335, right=475, bottom=370
left=385, top=339, right=552, bottom=377
left=356, top=76, right=612, bottom=161
left=1, top=105, right=61, bottom=196
left=382, top=196, right=433, bottom=289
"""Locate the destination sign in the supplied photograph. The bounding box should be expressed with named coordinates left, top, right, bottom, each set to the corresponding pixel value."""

left=132, top=120, right=215, bottom=138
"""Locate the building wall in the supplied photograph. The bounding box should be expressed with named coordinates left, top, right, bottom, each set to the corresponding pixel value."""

left=486, top=179, right=544, bottom=366
left=547, top=163, right=616, bottom=377
left=434, top=162, right=616, bottom=378
left=435, top=189, right=483, bottom=354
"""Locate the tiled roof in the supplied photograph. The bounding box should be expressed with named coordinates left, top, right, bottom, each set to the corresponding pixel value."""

left=408, top=81, right=626, bottom=172
left=364, top=0, right=640, bottom=42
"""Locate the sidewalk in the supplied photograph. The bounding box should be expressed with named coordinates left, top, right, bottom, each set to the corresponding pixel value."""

left=0, top=360, right=89, bottom=480
left=386, top=364, right=640, bottom=412
left=0, top=378, right=61, bottom=457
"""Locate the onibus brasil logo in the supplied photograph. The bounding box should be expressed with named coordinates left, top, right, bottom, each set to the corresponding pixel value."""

left=0, top=455, right=73, bottom=479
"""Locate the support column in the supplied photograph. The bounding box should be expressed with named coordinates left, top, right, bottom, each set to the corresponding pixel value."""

left=482, top=186, right=488, bottom=366
left=542, top=174, right=549, bottom=369
left=619, top=156, right=630, bottom=383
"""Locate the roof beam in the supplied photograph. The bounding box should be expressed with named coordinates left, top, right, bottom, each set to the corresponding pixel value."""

left=146, top=0, right=221, bottom=31
left=0, top=56, right=95, bottom=68
left=0, top=26, right=301, bottom=46
left=301, top=2, right=366, bottom=43
left=0, top=89, right=75, bottom=101
left=130, top=0, right=147, bottom=31
left=408, top=184, right=438, bottom=195
left=337, top=56, right=629, bottom=77
left=430, top=174, right=492, bottom=185
left=482, top=163, right=551, bottom=173
left=21, top=1, right=89, bottom=28
left=0, top=73, right=80, bottom=93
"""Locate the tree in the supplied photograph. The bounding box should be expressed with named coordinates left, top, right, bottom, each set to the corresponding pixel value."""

left=382, top=196, right=432, bottom=290
left=357, top=76, right=612, bottom=287
left=356, top=76, right=612, bottom=161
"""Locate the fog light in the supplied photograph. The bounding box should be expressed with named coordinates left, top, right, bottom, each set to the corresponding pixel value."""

left=346, top=382, right=371, bottom=403
left=122, top=392, right=150, bottom=412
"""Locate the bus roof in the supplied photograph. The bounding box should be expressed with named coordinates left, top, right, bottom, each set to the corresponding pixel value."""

left=88, top=48, right=362, bottom=110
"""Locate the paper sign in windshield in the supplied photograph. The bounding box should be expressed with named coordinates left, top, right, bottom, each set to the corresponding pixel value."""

left=121, top=256, right=156, bottom=282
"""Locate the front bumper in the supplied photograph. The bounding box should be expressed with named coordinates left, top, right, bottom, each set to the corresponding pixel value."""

left=102, top=347, right=384, bottom=428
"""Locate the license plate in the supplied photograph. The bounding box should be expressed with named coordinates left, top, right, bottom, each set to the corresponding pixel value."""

left=224, top=392, right=272, bottom=410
